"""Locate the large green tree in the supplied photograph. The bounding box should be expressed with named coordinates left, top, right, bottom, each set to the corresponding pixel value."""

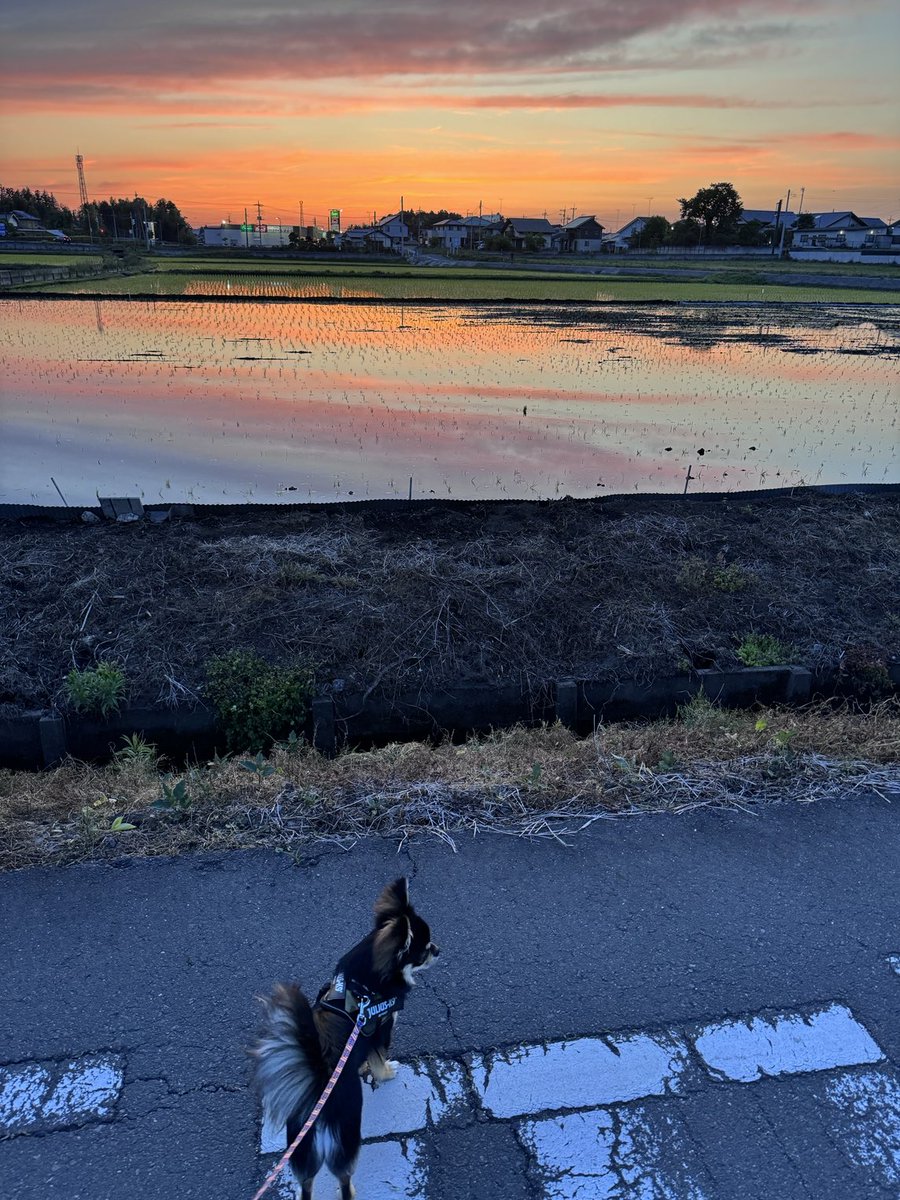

left=677, top=182, right=743, bottom=245
left=629, top=214, right=671, bottom=249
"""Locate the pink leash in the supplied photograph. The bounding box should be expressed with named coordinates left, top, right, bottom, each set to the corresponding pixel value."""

left=251, top=1007, right=366, bottom=1200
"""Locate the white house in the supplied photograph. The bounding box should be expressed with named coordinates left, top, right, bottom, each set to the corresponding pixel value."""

left=603, top=217, right=649, bottom=252
left=343, top=213, right=410, bottom=252
left=792, top=212, right=874, bottom=250
left=427, top=215, right=497, bottom=251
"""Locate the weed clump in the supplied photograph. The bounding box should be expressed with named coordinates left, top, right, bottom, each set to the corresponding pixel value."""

left=205, top=649, right=313, bottom=753
left=64, top=662, right=127, bottom=716
left=736, top=633, right=796, bottom=667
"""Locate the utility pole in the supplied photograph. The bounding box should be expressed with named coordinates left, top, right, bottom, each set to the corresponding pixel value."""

left=400, top=194, right=405, bottom=257
left=797, top=187, right=805, bottom=216
left=777, top=188, right=792, bottom=256
left=299, top=200, right=304, bottom=232
left=256, top=200, right=263, bottom=249
left=770, top=198, right=782, bottom=257
left=244, top=207, right=250, bottom=250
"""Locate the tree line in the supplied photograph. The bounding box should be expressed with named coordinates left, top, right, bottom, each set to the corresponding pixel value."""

left=1, top=186, right=194, bottom=243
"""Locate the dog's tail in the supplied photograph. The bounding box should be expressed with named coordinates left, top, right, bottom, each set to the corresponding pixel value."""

left=251, top=983, right=329, bottom=1129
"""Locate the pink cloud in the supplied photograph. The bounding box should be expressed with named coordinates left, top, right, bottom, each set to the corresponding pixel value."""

left=4, top=0, right=835, bottom=93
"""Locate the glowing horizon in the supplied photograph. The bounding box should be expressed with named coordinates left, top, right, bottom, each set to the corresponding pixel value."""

left=1, top=0, right=898, bottom=230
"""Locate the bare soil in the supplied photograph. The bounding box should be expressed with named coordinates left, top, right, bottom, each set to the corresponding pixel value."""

left=1, top=491, right=897, bottom=718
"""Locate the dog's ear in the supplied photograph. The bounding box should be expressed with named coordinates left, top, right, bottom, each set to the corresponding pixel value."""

left=372, top=915, right=412, bottom=977
left=374, top=877, right=410, bottom=926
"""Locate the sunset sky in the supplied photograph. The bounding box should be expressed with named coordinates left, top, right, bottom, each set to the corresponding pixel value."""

left=2, top=0, right=898, bottom=230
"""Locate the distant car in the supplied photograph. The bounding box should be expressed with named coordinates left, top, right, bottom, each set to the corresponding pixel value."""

left=47, top=230, right=71, bottom=242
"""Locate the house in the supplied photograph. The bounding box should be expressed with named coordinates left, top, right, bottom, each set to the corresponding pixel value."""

left=343, top=213, right=410, bottom=253
left=860, top=217, right=893, bottom=248
left=0, top=209, right=50, bottom=238
left=792, top=212, right=873, bottom=249
left=427, top=215, right=498, bottom=251
left=602, top=217, right=649, bottom=252
left=501, top=217, right=557, bottom=251
left=555, top=215, right=605, bottom=254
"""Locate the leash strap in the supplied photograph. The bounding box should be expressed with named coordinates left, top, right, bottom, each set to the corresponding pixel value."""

left=250, top=1005, right=366, bottom=1200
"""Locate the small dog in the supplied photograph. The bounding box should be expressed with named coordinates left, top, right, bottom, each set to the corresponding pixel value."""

left=252, top=878, right=439, bottom=1199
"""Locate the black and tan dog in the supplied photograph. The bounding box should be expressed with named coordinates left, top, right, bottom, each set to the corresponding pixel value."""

left=252, top=879, right=439, bottom=1199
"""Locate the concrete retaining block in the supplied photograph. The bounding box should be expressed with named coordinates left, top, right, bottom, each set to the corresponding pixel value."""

left=1, top=663, right=896, bottom=770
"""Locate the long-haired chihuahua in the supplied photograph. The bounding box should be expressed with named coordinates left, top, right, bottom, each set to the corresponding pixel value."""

left=252, top=878, right=439, bottom=1199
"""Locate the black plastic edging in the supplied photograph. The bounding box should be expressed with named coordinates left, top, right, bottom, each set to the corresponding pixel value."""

left=2, top=664, right=897, bottom=771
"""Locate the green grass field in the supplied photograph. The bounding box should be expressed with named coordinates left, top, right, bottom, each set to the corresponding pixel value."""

left=39, top=269, right=900, bottom=304
left=0, top=252, right=107, bottom=268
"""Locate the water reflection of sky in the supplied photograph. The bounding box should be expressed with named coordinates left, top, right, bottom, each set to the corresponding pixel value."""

left=1, top=299, right=897, bottom=505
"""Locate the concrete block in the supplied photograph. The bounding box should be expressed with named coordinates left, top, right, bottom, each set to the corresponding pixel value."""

left=555, top=678, right=579, bottom=729
left=783, top=666, right=812, bottom=703
left=38, top=716, right=67, bottom=767
left=312, top=696, right=336, bottom=756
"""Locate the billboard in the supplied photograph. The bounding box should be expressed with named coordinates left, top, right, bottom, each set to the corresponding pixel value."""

left=329, top=209, right=341, bottom=233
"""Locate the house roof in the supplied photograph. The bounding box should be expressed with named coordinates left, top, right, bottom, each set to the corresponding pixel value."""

left=563, top=215, right=603, bottom=231
left=861, top=216, right=887, bottom=229
left=431, top=216, right=495, bottom=229
left=505, top=217, right=556, bottom=233
left=610, top=217, right=648, bottom=237
left=805, top=211, right=867, bottom=230
left=739, top=209, right=798, bottom=227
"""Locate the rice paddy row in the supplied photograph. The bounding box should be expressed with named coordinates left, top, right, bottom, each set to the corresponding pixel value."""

left=34, top=270, right=900, bottom=304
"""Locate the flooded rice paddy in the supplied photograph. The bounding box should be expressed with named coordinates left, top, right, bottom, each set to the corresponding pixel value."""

left=1, top=298, right=897, bottom=505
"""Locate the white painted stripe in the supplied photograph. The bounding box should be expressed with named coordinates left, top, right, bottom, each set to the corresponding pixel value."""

left=520, top=1104, right=709, bottom=1200
left=362, top=1060, right=466, bottom=1140
left=0, top=1063, right=53, bottom=1134
left=353, top=1138, right=425, bottom=1199
left=471, top=1033, right=688, bottom=1119
left=693, top=1004, right=883, bottom=1083
left=42, top=1058, right=124, bottom=1123
left=887, top=955, right=900, bottom=978
left=825, top=1069, right=900, bottom=1189
left=0, top=1055, right=123, bottom=1135
left=259, top=1137, right=425, bottom=1199
left=261, top=1059, right=466, bottom=1153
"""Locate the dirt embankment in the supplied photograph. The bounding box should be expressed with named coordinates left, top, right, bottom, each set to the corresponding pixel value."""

left=1, top=492, right=897, bottom=719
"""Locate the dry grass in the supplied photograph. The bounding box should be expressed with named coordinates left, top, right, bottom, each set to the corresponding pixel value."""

left=1, top=699, right=897, bottom=869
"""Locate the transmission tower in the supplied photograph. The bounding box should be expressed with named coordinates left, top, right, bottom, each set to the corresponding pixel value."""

left=75, top=153, right=93, bottom=241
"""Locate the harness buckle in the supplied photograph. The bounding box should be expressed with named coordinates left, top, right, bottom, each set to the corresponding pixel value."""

left=356, top=995, right=370, bottom=1030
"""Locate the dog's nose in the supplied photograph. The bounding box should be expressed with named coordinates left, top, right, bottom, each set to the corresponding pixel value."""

left=430, top=944, right=440, bottom=958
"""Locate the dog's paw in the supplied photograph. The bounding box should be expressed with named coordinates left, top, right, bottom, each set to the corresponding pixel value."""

left=370, top=1058, right=398, bottom=1083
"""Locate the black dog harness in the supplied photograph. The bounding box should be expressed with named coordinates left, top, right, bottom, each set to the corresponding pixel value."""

left=315, top=971, right=404, bottom=1037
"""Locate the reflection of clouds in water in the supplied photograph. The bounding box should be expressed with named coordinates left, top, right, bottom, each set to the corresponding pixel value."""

left=1, top=300, right=897, bottom=504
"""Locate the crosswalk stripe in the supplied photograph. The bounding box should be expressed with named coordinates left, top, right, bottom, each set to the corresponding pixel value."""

left=692, top=1004, right=883, bottom=1083
left=0, top=1055, right=124, bottom=1136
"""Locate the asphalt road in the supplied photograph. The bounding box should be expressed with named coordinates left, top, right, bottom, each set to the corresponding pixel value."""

left=2, top=791, right=899, bottom=1199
